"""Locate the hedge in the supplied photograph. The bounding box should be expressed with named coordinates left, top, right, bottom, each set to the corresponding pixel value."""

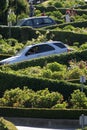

left=0, top=107, right=87, bottom=119
left=45, top=20, right=87, bottom=29
left=36, top=5, right=87, bottom=15
left=0, top=25, right=87, bottom=44
left=0, top=71, right=87, bottom=100
left=0, top=26, right=38, bottom=42
left=46, top=30, right=87, bottom=45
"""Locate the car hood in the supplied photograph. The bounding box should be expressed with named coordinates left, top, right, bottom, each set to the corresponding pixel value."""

left=0, top=55, right=20, bottom=65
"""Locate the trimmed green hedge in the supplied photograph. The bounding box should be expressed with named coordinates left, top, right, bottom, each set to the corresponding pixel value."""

left=46, top=30, right=87, bottom=44
left=36, top=5, right=87, bottom=15
left=0, top=71, right=87, bottom=100
left=0, top=25, right=87, bottom=44
left=0, top=26, right=38, bottom=42
left=45, top=20, right=87, bottom=29
left=0, top=107, right=87, bottom=119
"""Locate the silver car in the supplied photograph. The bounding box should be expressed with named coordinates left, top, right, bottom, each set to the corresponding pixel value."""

left=0, top=41, right=71, bottom=65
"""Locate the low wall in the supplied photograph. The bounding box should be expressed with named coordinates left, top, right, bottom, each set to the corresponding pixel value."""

left=5, top=117, right=81, bottom=129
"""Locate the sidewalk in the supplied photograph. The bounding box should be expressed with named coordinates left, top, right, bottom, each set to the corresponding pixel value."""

left=16, top=126, right=76, bottom=130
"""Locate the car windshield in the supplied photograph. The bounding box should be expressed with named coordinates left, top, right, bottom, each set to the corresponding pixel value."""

left=15, top=46, right=30, bottom=56
left=16, top=19, right=26, bottom=26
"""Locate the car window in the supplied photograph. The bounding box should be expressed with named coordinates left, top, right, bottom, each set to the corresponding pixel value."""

left=25, top=46, right=38, bottom=56
left=23, top=19, right=33, bottom=26
left=33, top=18, right=43, bottom=25
left=43, top=18, right=53, bottom=24
left=37, top=44, right=55, bottom=53
left=53, top=43, right=66, bottom=48
left=16, top=19, right=25, bottom=26
left=25, top=44, right=55, bottom=56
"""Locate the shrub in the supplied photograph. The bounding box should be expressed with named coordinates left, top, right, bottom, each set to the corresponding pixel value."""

left=45, top=62, right=66, bottom=72
left=0, top=117, right=17, bottom=130
left=51, top=72, right=64, bottom=80
left=70, top=89, right=87, bottom=109
left=53, top=2, right=63, bottom=8
left=63, top=25, right=75, bottom=31
left=52, top=102, right=67, bottom=109
left=80, top=42, right=87, bottom=50
left=6, top=38, right=18, bottom=47
left=42, top=69, right=52, bottom=78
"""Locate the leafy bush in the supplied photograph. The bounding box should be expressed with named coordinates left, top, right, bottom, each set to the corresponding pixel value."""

left=44, top=62, right=66, bottom=72
left=80, top=42, right=87, bottom=50
left=63, top=25, right=75, bottom=31
left=51, top=71, right=64, bottom=80
left=70, top=89, right=87, bottom=109
left=0, top=87, right=65, bottom=108
left=67, top=67, right=83, bottom=79
left=52, top=102, right=67, bottom=109
left=0, top=117, right=17, bottom=130
left=53, top=2, right=63, bottom=8
left=41, top=69, right=52, bottom=78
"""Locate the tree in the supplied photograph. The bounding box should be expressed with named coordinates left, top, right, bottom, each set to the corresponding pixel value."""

left=0, top=0, right=8, bottom=14
left=0, top=0, right=9, bottom=24
left=0, top=0, right=29, bottom=25
left=14, top=0, right=29, bottom=22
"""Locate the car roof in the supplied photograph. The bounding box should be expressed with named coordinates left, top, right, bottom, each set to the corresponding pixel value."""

left=22, top=16, right=51, bottom=20
left=29, top=41, right=63, bottom=47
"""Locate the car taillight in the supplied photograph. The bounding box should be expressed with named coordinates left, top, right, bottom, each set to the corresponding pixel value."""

left=67, top=48, right=71, bottom=52
left=67, top=48, right=73, bottom=52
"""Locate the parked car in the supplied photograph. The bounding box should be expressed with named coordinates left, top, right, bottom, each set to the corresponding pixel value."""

left=0, top=41, right=72, bottom=65
left=16, top=16, right=56, bottom=28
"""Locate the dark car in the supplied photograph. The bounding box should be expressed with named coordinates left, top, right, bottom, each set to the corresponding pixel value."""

left=16, top=16, right=56, bottom=28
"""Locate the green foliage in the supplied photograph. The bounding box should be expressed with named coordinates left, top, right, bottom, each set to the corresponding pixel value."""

left=7, top=9, right=16, bottom=24
left=51, top=71, right=64, bottom=80
left=15, top=0, right=29, bottom=16
left=41, top=69, right=52, bottom=78
left=0, top=0, right=8, bottom=13
left=0, top=117, right=17, bottom=130
left=16, top=66, right=42, bottom=77
left=80, top=42, right=87, bottom=50
left=41, top=0, right=85, bottom=8
left=0, top=38, right=24, bottom=55
left=67, top=60, right=87, bottom=79
left=52, top=102, right=67, bottom=109
left=63, top=25, right=75, bottom=31
left=70, top=89, right=87, bottom=109
left=52, top=11, right=62, bottom=19
left=67, top=67, right=83, bottom=79
left=44, top=62, right=66, bottom=72
left=53, top=2, right=63, bottom=8
left=0, top=87, right=65, bottom=108
left=0, top=117, right=8, bottom=130
left=0, top=0, right=87, bottom=112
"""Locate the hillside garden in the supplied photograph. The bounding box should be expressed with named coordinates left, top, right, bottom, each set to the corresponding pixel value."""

left=0, top=0, right=87, bottom=122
